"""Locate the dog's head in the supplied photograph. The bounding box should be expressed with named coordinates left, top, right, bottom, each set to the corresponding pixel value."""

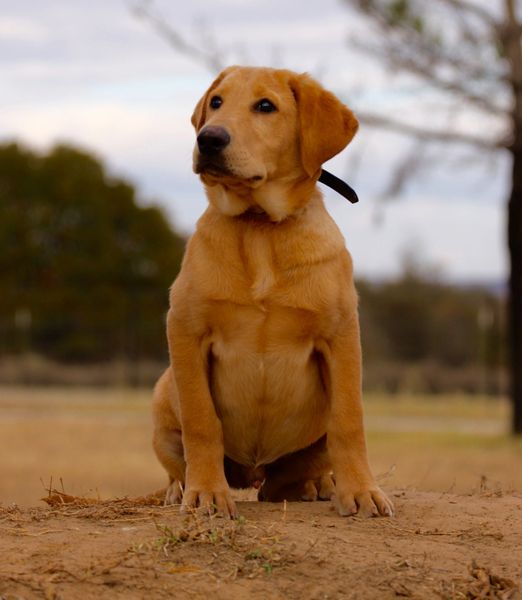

left=191, top=66, right=358, bottom=219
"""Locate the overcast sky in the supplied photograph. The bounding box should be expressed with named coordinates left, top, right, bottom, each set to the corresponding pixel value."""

left=0, top=0, right=509, bottom=281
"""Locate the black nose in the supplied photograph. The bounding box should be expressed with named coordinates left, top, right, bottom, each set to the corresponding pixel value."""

left=197, top=126, right=231, bottom=156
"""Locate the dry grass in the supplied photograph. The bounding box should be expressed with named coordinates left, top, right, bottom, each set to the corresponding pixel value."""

left=1, top=385, right=521, bottom=507
left=441, top=560, right=518, bottom=599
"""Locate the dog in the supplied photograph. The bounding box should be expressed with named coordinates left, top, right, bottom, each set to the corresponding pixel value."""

left=152, top=66, right=393, bottom=519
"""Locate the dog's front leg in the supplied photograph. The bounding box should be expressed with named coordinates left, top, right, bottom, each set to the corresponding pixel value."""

left=323, top=316, right=394, bottom=518
left=167, top=312, right=237, bottom=518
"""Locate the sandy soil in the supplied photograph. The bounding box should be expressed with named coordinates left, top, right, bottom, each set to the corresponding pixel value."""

left=2, top=389, right=521, bottom=598
left=1, top=489, right=521, bottom=600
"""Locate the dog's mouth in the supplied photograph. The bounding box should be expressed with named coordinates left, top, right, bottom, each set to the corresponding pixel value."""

left=195, top=157, right=233, bottom=178
left=196, top=158, right=265, bottom=186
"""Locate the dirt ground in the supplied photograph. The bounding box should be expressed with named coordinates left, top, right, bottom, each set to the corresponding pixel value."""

left=1, top=488, right=521, bottom=600
left=1, top=387, right=521, bottom=599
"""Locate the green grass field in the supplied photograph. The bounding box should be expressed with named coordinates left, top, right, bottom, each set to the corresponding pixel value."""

left=1, top=386, right=521, bottom=506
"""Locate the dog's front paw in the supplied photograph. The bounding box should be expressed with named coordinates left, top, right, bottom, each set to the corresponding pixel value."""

left=164, top=480, right=184, bottom=506
left=334, top=483, right=394, bottom=518
left=181, top=485, right=238, bottom=519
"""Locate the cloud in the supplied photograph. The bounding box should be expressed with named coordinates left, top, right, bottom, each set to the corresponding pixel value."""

left=0, top=16, right=49, bottom=41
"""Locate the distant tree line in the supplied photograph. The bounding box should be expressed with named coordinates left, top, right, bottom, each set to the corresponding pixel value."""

left=357, top=264, right=505, bottom=394
left=0, top=142, right=505, bottom=392
left=0, top=142, right=184, bottom=363
left=358, top=263, right=504, bottom=368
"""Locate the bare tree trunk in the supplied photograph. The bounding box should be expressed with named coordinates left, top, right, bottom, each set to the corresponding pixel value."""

left=505, top=0, right=522, bottom=434
left=509, top=147, right=522, bottom=434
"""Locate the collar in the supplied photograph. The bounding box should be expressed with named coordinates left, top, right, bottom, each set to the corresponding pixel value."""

left=318, top=169, right=359, bottom=204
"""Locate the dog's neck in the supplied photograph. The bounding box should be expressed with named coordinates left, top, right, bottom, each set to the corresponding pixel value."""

left=203, top=176, right=319, bottom=222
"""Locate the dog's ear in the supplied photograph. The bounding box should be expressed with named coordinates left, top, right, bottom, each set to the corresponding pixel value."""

left=290, top=74, right=358, bottom=178
left=191, top=66, right=238, bottom=131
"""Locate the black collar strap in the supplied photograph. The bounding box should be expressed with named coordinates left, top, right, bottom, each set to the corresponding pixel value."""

left=318, top=169, right=359, bottom=204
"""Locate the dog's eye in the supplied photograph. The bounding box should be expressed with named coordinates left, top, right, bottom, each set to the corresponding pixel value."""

left=210, top=96, right=223, bottom=109
left=254, top=98, right=277, bottom=113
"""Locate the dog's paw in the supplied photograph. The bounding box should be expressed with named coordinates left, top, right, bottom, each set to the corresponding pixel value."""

left=301, top=480, right=319, bottom=501
left=317, top=474, right=335, bottom=500
left=334, top=484, right=394, bottom=518
left=181, top=486, right=238, bottom=519
left=164, top=480, right=184, bottom=506
left=302, top=475, right=335, bottom=501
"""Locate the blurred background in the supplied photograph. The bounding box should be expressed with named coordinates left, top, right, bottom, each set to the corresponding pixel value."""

left=1, top=0, right=521, bottom=505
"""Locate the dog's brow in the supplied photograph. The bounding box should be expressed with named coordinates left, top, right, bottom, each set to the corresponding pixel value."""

left=252, top=84, right=274, bottom=98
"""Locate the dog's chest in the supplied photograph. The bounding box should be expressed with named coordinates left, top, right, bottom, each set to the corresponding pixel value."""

left=193, top=207, right=350, bottom=320
left=197, top=221, right=345, bottom=342
left=239, top=226, right=277, bottom=302
left=206, top=229, right=333, bottom=465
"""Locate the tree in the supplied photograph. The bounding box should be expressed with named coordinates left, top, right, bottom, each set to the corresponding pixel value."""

left=0, top=142, right=185, bottom=362
left=131, top=0, right=522, bottom=434
left=346, top=0, right=522, bottom=433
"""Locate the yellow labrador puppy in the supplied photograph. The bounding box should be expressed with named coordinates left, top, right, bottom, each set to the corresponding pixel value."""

left=152, top=66, right=393, bottom=519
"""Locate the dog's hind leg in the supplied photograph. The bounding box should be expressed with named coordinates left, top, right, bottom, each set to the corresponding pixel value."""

left=153, top=426, right=185, bottom=505
left=152, top=368, right=186, bottom=505
left=259, top=435, right=334, bottom=502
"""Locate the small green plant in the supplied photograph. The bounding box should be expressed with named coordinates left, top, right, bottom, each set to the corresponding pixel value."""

left=262, top=562, right=273, bottom=575
left=155, top=523, right=189, bottom=555
left=245, top=548, right=279, bottom=576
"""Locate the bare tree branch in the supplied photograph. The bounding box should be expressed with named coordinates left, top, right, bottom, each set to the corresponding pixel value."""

left=130, top=0, right=223, bottom=73
left=352, top=31, right=498, bottom=81
left=346, top=0, right=507, bottom=85
left=437, top=0, right=500, bottom=27
left=350, top=0, right=510, bottom=117
left=389, top=55, right=507, bottom=116
left=378, top=140, right=428, bottom=198
left=355, top=38, right=508, bottom=116
left=356, top=110, right=506, bottom=150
